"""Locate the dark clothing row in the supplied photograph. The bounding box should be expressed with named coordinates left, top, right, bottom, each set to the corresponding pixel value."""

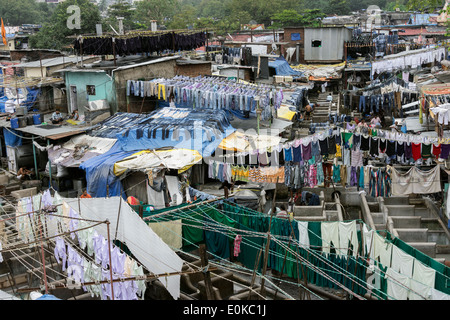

left=73, top=32, right=207, bottom=56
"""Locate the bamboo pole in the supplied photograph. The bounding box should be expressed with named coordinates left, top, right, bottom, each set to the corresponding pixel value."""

left=199, top=243, right=214, bottom=300
left=259, top=177, right=279, bottom=299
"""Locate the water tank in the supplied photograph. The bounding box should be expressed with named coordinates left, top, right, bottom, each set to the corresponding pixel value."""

left=14, top=144, right=34, bottom=170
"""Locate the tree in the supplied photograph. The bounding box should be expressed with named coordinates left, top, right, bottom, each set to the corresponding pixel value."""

left=103, top=0, right=141, bottom=32
left=133, top=0, right=179, bottom=28
left=167, top=5, right=196, bottom=30
left=0, top=0, right=52, bottom=25
left=298, top=9, right=327, bottom=26
left=406, top=0, right=445, bottom=11
left=28, top=0, right=101, bottom=51
left=384, top=1, right=408, bottom=11
left=323, top=0, right=351, bottom=15
left=271, top=10, right=302, bottom=28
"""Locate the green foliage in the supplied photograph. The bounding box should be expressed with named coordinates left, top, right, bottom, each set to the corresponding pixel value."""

left=28, top=0, right=101, bottom=51
left=133, top=0, right=179, bottom=28
left=270, top=9, right=327, bottom=28
left=384, top=0, right=409, bottom=11
left=406, top=0, right=445, bottom=11
left=103, top=0, right=142, bottom=32
left=0, top=0, right=55, bottom=26
left=167, top=5, right=196, bottom=29
left=271, top=9, right=302, bottom=28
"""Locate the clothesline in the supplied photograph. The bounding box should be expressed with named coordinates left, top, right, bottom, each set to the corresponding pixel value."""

left=371, top=47, right=447, bottom=75
left=145, top=200, right=450, bottom=300
left=216, top=123, right=449, bottom=164
left=128, top=75, right=284, bottom=120
left=6, top=190, right=158, bottom=300
left=151, top=202, right=373, bottom=299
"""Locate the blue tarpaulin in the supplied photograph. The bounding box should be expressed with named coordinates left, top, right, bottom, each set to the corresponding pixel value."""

left=89, top=108, right=235, bottom=157
left=0, top=87, right=40, bottom=113
left=79, top=142, right=133, bottom=198
left=3, top=128, right=22, bottom=147
left=81, top=108, right=236, bottom=198
left=269, top=56, right=304, bottom=78
left=36, top=294, right=61, bottom=300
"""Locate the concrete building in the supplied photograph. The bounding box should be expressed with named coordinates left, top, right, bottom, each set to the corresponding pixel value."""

left=283, top=27, right=352, bottom=64
left=13, top=56, right=100, bottom=79
left=57, top=55, right=214, bottom=115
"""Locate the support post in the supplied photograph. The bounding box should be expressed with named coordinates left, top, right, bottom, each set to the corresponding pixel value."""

left=199, top=243, right=214, bottom=300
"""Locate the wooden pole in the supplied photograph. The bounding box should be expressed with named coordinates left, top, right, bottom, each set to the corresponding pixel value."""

left=112, top=37, right=117, bottom=67
left=37, top=196, right=48, bottom=294
left=248, top=247, right=263, bottom=299
left=199, top=243, right=214, bottom=300
left=39, top=52, right=44, bottom=79
left=260, top=177, right=279, bottom=298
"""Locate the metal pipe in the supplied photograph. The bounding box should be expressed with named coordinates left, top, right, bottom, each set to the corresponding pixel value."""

left=106, top=220, right=115, bottom=300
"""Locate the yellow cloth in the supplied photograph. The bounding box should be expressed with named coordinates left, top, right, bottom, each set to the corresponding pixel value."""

left=277, top=104, right=296, bottom=120
left=336, top=144, right=342, bottom=158
left=158, top=83, right=166, bottom=100
left=148, top=219, right=183, bottom=249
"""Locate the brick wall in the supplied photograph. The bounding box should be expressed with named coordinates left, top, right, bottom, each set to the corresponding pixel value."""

left=283, top=27, right=305, bottom=63
left=175, top=62, right=212, bottom=77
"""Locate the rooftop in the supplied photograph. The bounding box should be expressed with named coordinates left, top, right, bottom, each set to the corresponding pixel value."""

left=13, top=56, right=99, bottom=68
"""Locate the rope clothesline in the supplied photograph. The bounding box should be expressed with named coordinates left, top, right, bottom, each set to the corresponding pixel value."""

left=2, top=179, right=449, bottom=300
left=141, top=198, right=450, bottom=300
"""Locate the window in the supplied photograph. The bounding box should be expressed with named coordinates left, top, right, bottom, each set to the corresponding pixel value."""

left=291, top=33, right=301, bottom=41
left=86, top=85, right=96, bottom=95
left=311, top=40, right=322, bottom=48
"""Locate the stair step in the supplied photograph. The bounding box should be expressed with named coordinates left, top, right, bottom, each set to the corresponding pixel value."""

left=406, top=242, right=436, bottom=258
left=390, top=216, right=422, bottom=228
left=385, top=205, right=416, bottom=216
left=395, top=228, right=428, bottom=242
left=383, top=196, right=410, bottom=205
left=414, top=207, right=432, bottom=218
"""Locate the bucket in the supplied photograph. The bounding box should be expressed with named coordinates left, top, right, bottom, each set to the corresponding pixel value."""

left=10, top=117, right=19, bottom=129
left=26, top=115, right=33, bottom=125
left=32, top=114, right=41, bottom=125
left=18, top=116, right=27, bottom=128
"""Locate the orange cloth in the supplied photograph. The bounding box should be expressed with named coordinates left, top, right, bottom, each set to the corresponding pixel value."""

left=80, top=193, right=92, bottom=198
left=1, top=18, right=6, bottom=46
left=127, top=196, right=139, bottom=205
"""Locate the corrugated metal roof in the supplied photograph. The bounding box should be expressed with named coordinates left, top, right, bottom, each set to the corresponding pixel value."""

left=408, top=13, right=439, bottom=25
left=13, top=56, right=96, bottom=68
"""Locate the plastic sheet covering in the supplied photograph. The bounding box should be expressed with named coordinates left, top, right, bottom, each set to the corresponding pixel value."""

left=48, top=134, right=117, bottom=168
left=88, top=108, right=235, bottom=157
left=3, top=128, right=22, bottom=147
left=218, top=130, right=282, bottom=153
left=268, top=56, right=304, bottom=77
left=79, top=142, right=134, bottom=198
left=113, top=148, right=202, bottom=176
left=63, top=196, right=183, bottom=300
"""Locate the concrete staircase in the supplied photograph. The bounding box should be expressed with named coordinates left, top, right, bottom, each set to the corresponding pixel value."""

left=382, top=196, right=450, bottom=260
left=311, top=92, right=337, bottom=124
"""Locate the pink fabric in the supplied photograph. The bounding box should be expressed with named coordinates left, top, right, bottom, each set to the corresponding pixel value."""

left=234, top=235, right=242, bottom=257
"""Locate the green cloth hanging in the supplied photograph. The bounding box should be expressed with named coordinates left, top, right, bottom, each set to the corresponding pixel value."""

left=308, top=221, right=322, bottom=250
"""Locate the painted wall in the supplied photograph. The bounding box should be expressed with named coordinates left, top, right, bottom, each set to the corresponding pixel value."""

left=113, top=58, right=177, bottom=113
left=64, top=70, right=115, bottom=114
left=304, top=27, right=352, bottom=63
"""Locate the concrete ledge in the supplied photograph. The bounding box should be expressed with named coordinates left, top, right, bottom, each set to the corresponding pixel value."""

left=10, top=187, right=37, bottom=199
